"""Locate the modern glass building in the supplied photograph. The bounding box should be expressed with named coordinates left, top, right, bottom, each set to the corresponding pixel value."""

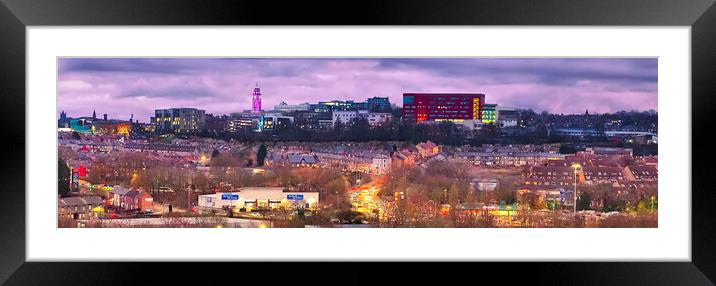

left=482, top=103, right=497, bottom=124
left=154, top=108, right=206, bottom=133
left=402, top=93, right=485, bottom=124
left=366, top=97, right=391, bottom=112
left=68, top=118, right=93, bottom=134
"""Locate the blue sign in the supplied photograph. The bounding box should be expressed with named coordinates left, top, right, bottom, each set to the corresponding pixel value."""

left=287, top=194, right=304, bottom=200
left=71, top=171, right=79, bottom=190
left=221, top=194, right=239, bottom=200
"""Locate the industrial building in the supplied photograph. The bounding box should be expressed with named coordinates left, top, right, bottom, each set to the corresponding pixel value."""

left=402, top=93, right=485, bottom=124
left=197, top=187, right=319, bottom=212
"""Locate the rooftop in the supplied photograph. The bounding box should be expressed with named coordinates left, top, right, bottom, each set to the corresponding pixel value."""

left=58, top=196, right=104, bottom=207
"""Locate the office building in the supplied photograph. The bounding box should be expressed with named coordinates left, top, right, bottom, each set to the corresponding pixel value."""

left=261, top=114, right=294, bottom=131
left=154, top=108, right=206, bottom=133
left=227, top=117, right=256, bottom=133
left=366, top=97, right=391, bottom=112
left=402, top=93, right=485, bottom=124
left=292, top=110, right=333, bottom=131
left=496, top=106, right=519, bottom=127
left=274, top=101, right=310, bottom=113
left=332, top=110, right=363, bottom=125
left=482, top=104, right=497, bottom=124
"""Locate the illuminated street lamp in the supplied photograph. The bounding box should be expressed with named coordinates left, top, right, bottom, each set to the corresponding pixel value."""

left=650, top=195, right=656, bottom=212
left=571, top=163, right=582, bottom=215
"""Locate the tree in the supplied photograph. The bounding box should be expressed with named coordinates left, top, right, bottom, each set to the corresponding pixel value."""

left=576, top=191, right=592, bottom=211
left=324, top=177, right=348, bottom=196
left=210, top=153, right=241, bottom=167
left=58, top=158, right=71, bottom=197
left=211, top=149, right=220, bottom=159
left=256, top=144, right=267, bottom=166
left=333, top=120, right=345, bottom=140
left=501, top=191, right=516, bottom=205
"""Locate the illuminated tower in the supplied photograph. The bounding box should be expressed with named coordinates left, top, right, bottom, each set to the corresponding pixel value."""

left=252, top=83, right=262, bottom=114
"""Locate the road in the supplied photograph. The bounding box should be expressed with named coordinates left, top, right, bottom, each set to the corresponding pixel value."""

left=348, top=177, right=386, bottom=220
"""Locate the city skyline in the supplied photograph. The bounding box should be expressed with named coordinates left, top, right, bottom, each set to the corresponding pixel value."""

left=58, top=58, right=658, bottom=122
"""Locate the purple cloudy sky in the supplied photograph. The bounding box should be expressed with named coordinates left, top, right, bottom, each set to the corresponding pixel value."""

left=58, top=58, right=657, bottom=123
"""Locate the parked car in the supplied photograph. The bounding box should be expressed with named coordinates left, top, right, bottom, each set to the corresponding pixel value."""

left=157, top=187, right=175, bottom=193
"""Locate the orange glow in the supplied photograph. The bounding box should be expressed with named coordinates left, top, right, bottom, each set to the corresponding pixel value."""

left=116, top=125, right=130, bottom=134
left=416, top=113, right=428, bottom=123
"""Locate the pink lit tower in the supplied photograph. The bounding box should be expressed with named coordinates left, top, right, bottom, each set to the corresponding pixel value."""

left=251, top=82, right=262, bottom=114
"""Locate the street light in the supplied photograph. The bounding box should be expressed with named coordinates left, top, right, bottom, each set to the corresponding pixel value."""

left=650, top=195, right=656, bottom=212
left=571, top=163, right=582, bottom=215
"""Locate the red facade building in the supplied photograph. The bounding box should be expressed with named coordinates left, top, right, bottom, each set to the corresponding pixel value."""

left=120, top=189, right=154, bottom=212
left=402, top=93, right=485, bottom=124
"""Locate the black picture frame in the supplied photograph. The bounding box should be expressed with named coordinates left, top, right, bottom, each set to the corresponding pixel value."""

left=1, top=0, right=715, bottom=285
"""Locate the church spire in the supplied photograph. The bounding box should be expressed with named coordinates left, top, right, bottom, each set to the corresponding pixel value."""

left=92, top=109, right=97, bottom=119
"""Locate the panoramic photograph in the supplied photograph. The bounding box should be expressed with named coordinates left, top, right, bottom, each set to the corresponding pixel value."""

left=56, top=58, right=658, bottom=228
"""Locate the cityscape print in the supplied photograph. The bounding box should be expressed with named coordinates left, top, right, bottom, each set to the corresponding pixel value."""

left=57, top=58, right=658, bottom=228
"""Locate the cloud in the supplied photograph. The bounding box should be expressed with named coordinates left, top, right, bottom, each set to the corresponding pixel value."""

left=58, top=79, right=93, bottom=90
left=118, top=86, right=215, bottom=99
left=57, top=58, right=658, bottom=122
left=378, top=58, right=657, bottom=87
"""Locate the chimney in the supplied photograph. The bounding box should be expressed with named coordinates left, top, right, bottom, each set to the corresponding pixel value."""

left=103, top=114, right=108, bottom=120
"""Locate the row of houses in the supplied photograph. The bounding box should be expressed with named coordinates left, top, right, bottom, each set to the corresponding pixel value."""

left=58, top=187, right=156, bottom=221
left=452, top=152, right=566, bottom=167
left=517, top=159, right=658, bottom=206
left=58, top=196, right=104, bottom=220
left=266, top=149, right=419, bottom=175
left=416, top=141, right=440, bottom=157
left=123, top=142, right=196, bottom=155
left=529, top=164, right=657, bottom=185
left=265, top=153, right=320, bottom=168
left=312, top=152, right=391, bottom=175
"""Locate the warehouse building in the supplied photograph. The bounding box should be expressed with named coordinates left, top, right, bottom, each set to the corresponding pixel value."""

left=197, top=187, right=319, bottom=212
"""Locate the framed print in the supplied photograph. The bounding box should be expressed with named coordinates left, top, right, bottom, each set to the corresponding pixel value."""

left=1, top=0, right=716, bottom=285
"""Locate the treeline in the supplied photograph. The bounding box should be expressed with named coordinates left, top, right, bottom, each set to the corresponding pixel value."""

left=178, top=109, right=658, bottom=150
left=195, top=117, right=559, bottom=147
left=521, top=109, right=658, bottom=131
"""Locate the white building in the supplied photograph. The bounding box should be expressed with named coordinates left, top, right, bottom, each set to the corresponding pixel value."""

left=455, top=119, right=483, bottom=131
left=332, top=110, right=389, bottom=127
left=197, top=187, right=319, bottom=211
left=496, top=106, right=519, bottom=127
left=365, top=113, right=392, bottom=127
left=371, top=155, right=391, bottom=175
left=109, top=186, right=132, bottom=209
left=274, top=101, right=310, bottom=112
left=470, top=178, right=499, bottom=192
left=332, top=110, right=360, bottom=125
